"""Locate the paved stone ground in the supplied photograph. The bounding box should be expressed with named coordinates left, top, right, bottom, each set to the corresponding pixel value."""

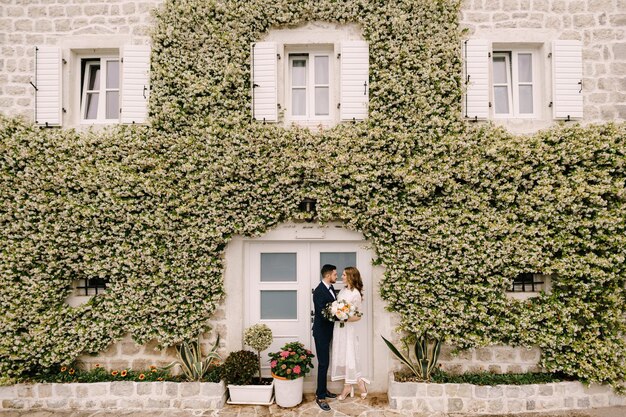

left=0, top=395, right=624, bottom=417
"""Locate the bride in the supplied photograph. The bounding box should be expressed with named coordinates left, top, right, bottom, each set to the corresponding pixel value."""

left=330, top=266, right=371, bottom=399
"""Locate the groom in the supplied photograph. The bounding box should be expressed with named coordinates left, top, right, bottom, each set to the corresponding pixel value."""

left=312, top=264, right=338, bottom=411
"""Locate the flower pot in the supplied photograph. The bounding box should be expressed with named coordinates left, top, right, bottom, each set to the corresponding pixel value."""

left=272, top=373, right=304, bottom=408
left=227, top=380, right=274, bottom=405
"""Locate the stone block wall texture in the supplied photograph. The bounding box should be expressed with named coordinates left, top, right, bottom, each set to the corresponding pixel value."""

left=0, top=381, right=227, bottom=411
left=387, top=377, right=626, bottom=414
left=438, top=345, right=542, bottom=375
left=0, top=0, right=624, bottom=123
left=76, top=313, right=228, bottom=372
left=460, top=0, right=626, bottom=122
left=0, top=0, right=162, bottom=121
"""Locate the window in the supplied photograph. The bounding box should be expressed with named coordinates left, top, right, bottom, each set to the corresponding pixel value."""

left=75, top=277, right=108, bottom=296
left=80, top=57, right=120, bottom=122
left=251, top=38, right=369, bottom=125
left=465, top=39, right=583, bottom=123
left=492, top=50, right=536, bottom=118
left=287, top=49, right=332, bottom=121
left=509, top=273, right=545, bottom=293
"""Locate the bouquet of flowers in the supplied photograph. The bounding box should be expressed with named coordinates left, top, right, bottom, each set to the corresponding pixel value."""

left=322, top=300, right=362, bottom=327
left=268, top=342, right=315, bottom=380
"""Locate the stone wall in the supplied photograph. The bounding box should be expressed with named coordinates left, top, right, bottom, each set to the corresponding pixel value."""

left=1, top=0, right=624, bottom=127
left=460, top=0, right=626, bottom=132
left=0, top=381, right=227, bottom=411
left=0, top=0, right=161, bottom=121
left=387, top=375, right=626, bottom=414
left=76, top=314, right=228, bottom=373
left=438, top=345, right=541, bottom=375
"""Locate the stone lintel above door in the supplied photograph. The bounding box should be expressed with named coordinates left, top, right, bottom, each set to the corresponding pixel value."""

left=248, top=222, right=364, bottom=242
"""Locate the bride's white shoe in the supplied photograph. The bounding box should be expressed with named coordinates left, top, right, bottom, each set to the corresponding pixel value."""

left=358, top=378, right=370, bottom=399
left=337, top=384, right=354, bottom=400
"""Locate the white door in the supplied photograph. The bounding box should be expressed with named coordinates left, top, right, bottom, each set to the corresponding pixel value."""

left=245, top=241, right=373, bottom=384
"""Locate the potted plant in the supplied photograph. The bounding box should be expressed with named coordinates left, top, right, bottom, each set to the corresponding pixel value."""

left=243, top=323, right=273, bottom=383
left=268, top=341, right=315, bottom=408
left=222, top=324, right=275, bottom=405
left=222, top=350, right=274, bottom=404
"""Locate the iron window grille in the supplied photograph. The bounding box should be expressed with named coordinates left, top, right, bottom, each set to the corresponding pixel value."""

left=75, top=278, right=108, bottom=296
left=510, top=273, right=544, bottom=292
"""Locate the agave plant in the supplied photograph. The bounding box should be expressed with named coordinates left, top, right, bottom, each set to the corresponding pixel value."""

left=382, top=332, right=442, bottom=381
left=163, top=333, right=221, bottom=381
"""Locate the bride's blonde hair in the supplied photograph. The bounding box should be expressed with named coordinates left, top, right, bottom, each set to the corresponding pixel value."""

left=344, top=267, right=364, bottom=298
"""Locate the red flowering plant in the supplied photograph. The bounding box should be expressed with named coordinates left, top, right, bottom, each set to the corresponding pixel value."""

left=267, top=342, right=315, bottom=380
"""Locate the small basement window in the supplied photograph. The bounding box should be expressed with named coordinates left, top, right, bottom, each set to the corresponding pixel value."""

left=509, top=273, right=545, bottom=293
left=75, top=277, right=108, bottom=296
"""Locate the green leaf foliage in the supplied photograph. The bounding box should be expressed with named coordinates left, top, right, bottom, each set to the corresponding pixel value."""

left=0, top=0, right=624, bottom=389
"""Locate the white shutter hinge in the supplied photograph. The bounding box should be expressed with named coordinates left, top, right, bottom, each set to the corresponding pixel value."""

left=337, top=103, right=341, bottom=109
left=337, top=53, right=341, bottom=59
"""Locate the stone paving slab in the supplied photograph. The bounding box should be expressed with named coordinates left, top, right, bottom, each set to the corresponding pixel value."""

left=0, top=395, right=624, bottom=417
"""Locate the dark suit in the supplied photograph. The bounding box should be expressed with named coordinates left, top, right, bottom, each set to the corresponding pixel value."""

left=312, top=281, right=335, bottom=399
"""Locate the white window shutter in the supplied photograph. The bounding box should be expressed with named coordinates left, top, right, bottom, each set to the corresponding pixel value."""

left=340, top=41, right=369, bottom=121
left=34, top=47, right=62, bottom=127
left=552, top=40, right=583, bottom=120
left=121, top=45, right=151, bottom=124
left=463, top=39, right=489, bottom=120
left=252, top=42, right=278, bottom=122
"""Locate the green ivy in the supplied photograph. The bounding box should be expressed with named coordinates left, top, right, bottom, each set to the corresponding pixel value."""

left=1, top=0, right=624, bottom=389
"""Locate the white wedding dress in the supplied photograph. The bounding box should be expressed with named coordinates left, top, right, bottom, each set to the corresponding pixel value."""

left=330, top=287, right=363, bottom=384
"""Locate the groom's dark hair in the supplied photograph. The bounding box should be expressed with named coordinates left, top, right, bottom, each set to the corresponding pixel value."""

left=321, top=264, right=337, bottom=278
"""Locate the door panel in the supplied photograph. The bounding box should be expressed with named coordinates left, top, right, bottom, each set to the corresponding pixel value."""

left=248, top=243, right=310, bottom=374
left=245, top=241, right=372, bottom=380
left=309, top=243, right=372, bottom=380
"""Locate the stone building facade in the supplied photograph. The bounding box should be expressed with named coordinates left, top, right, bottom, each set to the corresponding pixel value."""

left=1, top=0, right=624, bottom=392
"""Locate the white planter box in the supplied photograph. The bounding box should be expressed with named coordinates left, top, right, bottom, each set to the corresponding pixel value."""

left=227, top=381, right=274, bottom=405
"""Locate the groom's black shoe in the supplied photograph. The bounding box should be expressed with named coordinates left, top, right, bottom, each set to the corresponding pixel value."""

left=325, top=391, right=338, bottom=399
left=316, top=397, right=331, bottom=411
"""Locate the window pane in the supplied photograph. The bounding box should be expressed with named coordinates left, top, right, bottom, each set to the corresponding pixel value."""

left=494, top=86, right=509, bottom=114
left=85, top=93, right=99, bottom=119
left=88, top=65, right=101, bottom=91
left=315, top=87, right=329, bottom=116
left=518, top=53, right=532, bottom=83
left=292, top=60, right=306, bottom=87
left=320, top=252, right=356, bottom=283
left=260, top=253, right=297, bottom=282
left=106, top=91, right=119, bottom=119
left=519, top=85, right=533, bottom=114
left=292, top=88, right=306, bottom=116
left=492, top=56, right=507, bottom=84
left=314, top=56, right=329, bottom=85
left=106, top=60, right=120, bottom=89
left=260, top=290, right=297, bottom=319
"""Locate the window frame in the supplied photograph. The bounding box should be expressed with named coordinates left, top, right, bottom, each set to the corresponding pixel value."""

left=284, top=45, right=334, bottom=124
left=491, top=49, right=539, bottom=119
left=79, top=55, right=120, bottom=124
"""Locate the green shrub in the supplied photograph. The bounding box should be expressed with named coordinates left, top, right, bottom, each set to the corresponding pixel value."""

left=221, top=350, right=259, bottom=386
